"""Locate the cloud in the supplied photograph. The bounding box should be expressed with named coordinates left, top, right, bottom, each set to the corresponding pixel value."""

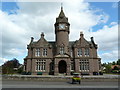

left=0, top=10, right=28, bottom=57
left=100, top=50, right=118, bottom=63
left=112, top=2, right=118, bottom=8
left=0, top=57, right=8, bottom=65
left=86, top=22, right=118, bottom=63
left=89, top=23, right=118, bottom=51
left=0, top=1, right=118, bottom=65
left=110, top=22, right=117, bottom=26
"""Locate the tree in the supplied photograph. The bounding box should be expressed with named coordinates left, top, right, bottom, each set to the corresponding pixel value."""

left=112, top=61, right=116, bottom=65
left=2, top=58, right=21, bottom=74
left=17, top=65, right=24, bottom=74
left=117, top=59, right=120, bottom=65
left=104, top=64, right=112, bottom=73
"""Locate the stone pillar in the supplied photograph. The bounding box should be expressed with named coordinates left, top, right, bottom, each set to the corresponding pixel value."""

left=45, top=59, right=51, bottom=75
left=26, top=59, right=31, bottom=72
left=32, top=59, right=36, bottom=75
left=54, top=64, right=59, bottom=75
left=75, top=59, right=79, bottom=73
left=93, top=59, right=99, bottom=72
left=66, top=64, right=71, bottom=75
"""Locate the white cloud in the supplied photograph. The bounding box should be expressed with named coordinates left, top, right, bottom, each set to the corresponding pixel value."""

left=100, top=50, right=118, bottom=63
left=110, top=22, right=117, bottom=26
left=6, top=48, right=25, bottom=56
left=85, top=22, right=118, bottom=63
left=0, top=57, right=8, bottom=65
left=91, top=23, right=118, bottom=51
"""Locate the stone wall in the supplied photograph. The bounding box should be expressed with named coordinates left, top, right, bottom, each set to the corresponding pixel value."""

left=2, top=75, right=118, bottom=82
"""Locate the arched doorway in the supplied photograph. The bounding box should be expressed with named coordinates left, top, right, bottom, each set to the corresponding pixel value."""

left=58, top=60, right=67, bottom=73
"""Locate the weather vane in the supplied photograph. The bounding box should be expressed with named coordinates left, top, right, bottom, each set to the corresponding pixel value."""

left=61, top=3, right=63, bottom=10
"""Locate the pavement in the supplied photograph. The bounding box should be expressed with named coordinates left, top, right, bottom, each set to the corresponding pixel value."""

left=1, top=80, right=119, bottom=88
left=1, top=74, right=119, bottom=90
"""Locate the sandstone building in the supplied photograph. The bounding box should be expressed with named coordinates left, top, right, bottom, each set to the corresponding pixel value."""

left=24, top=7, right=101, bottom=75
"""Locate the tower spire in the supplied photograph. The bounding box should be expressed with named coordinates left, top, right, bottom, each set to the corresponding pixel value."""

left=61, top=3, right=63, bottom=10
left=59, top=3, right=66, bottom=18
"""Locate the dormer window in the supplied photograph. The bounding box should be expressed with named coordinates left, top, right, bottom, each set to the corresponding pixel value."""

left=85, top=48, right=89, bottom=57
left=43, top=48, right=47, bottom=56
left=35, top=48, right=40, bottom=57
left=77, top=48, right=82, bottom=57
left=60, top=47, right=64, bottom=54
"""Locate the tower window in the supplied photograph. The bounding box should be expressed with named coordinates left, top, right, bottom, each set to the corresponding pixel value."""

left=77, top=48, right=82, bottom=57
left=60, top=47, right=64, bottom=54
left=35, top=48, right=40, bottom=57
left=43, top=48, right=47, bottom=56
left=85, top=48, right=89, bottom=57
left=70, top=49, right=73, bottom=57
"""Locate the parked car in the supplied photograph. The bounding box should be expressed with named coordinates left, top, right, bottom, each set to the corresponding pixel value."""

left=93, top=72, right=98, bottom=75
left=72, top=73, right=81, bottom=84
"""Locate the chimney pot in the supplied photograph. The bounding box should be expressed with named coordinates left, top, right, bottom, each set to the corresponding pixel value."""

left=80, top=31, right=84, bottom=37
left=31, top=37, right=34, bottom=43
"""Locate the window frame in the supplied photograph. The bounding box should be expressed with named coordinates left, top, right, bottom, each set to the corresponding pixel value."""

left=77, top=48, right=82, bottom=57
left=35, top=48, right=40, bottom=57
left=36, top=60, right=46, bottom=71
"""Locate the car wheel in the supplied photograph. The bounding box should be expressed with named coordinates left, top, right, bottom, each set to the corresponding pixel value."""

left=79, top=80, right=81, bottom=84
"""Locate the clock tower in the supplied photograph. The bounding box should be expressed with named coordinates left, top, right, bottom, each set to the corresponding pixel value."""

left=54, top=6, right=70, bottom=55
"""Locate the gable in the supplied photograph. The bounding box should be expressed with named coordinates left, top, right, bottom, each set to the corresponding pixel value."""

left=73, top=38, right=90, bottom=47
left=36, top=37, right=49, bottom=47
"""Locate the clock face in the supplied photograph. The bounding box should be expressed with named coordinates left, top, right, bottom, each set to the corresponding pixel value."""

left=59, top=24, right=65, bottom=30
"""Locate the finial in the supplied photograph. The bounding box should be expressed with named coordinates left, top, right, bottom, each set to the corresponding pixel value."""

left=80, top=31, right=83, bottom=34
left=41, top=32, right=44, bottom=38
left=61, top=3, right=63, bottom=10
left=80, top=31, right=84, bottom=37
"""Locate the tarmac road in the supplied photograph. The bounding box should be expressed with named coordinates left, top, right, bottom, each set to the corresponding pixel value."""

left=1, top=80, right=118, bottom=88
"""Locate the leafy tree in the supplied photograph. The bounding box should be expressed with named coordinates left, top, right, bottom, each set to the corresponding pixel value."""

left=112, top=61, right=116, bottom=65
left=117, top=59, right=120, bottom=65
left=2, top=58, right=21, bottom=74
left=17, top=65, right=24, bottom=74
left=104, top=64, right=112, bottom=73
left=102, top=59, right=120, bottom=73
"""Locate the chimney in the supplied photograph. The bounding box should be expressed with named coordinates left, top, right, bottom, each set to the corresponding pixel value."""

left=30, top=37, right=34, bottom=43
left=80, top=31, right=84, bottom=38
left=91, top=37, right=97, bottom=49
left=91, top=37, right=94, bottom=42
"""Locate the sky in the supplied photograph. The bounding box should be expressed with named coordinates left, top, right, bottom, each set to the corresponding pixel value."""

left=0, top=0, right=118, bottom=65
